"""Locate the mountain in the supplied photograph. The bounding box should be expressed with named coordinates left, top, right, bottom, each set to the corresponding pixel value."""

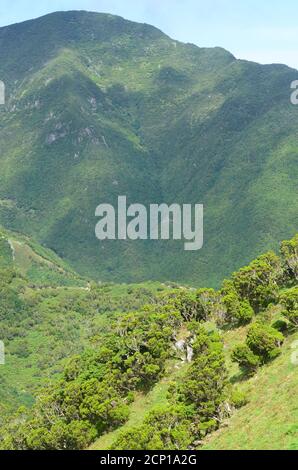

left=0, top=11, right=297, bottom=286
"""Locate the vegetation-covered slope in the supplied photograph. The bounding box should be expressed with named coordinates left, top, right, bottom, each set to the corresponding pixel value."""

left=0, top=11, right=297, bottom=285
left=203, top=329, right=298, bottom=450
left=91, top=325, right=298, bottom=451
left=1, top=232, right=297, bottom=450
left=0, top=229, right=169, bottom=416
left=0, top=227, right=85, bottom=286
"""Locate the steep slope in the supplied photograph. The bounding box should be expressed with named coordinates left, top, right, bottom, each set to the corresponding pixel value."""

left=202, top=330, right=298, bottom=450
left=0, top=229, right=169, bottom=416
left=89, top=328, right=298, bottom=451
left=89, top=360, right=189, bottom=451
left=0, top=227, right=84, bottom=286
left=0, top=11, right=297, bottom=285
left=1, top=232, right=297, bottom=450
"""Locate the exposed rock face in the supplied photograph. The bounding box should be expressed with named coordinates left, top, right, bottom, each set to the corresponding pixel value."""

left=175, top=339, right=186, bottom=353
left=186, top=345, right=194, bottom=363
left=174, top=339, right=193, bottom=363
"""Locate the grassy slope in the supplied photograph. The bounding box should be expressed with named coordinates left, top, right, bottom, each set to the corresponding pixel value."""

left=1, top=228, right=297, bottom=449
left=203, top=330, right=298, bottom=450
left=0, top=226, right=85, bottom=286
left=89, top=321, right=298, bottom=451
left=0, top=11, right=297, bottom=287
left=89, top=360, right=189, bottom=450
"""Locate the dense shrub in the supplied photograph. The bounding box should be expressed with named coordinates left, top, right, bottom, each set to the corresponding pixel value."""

left=271, top=319, right=288, bottom=333
left=280, top=287, right=298, bottom=328
left=195, top=289, right=224, bottom=323
left=280, top=234, right=298, bottom=283
left=111, top=405, right=193, bottom=450
left=112, top=325, right=229, bottom=449
left=232, top=321, right=284, bottom=376
left=232, top=344, right=260, bottom=375
left=246, top=322, right=284, bottom=362
left=174, top=326, right=228, bottom=437
left=232, top=252, right=282, bottom=311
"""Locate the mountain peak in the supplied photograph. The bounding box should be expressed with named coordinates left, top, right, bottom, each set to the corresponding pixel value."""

left=0, top=10, right=297, bottom=287
left=1, top=10, right=167, bottom=41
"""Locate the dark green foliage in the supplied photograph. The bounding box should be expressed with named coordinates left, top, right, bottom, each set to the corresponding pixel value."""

left=246, top=322, right=284, bottom=362
left=232, top=344, right=261, bottom=375
left=0, top=268, right=29, bottom=342
left=0, top=236, right=13, bottom=269
left=280, top=287, right=298, bottom=328
left=111, top=326, right=229, bottom=449
left=280, top=234, right=298, bottom=283
left=167, top=290, right=198, bottom=322
left=174, top=326, right=228, bottom=437
left=232, top=252, right=282, bottom=311
left=195, top=289, right=223, bottom=322
left=271, top=319, right=289, bottom=333
left=232, top=316, right=285, bottom=376
left=111, top=405, right=193, bottom=450
left=236, top=301, right=255, bottom=325
left=233, top=321, right=284, bottom=375
left=9, top=340, right=30, bottom=358
left=221, top=280, right=254, bottom=325
left=161, top=288, right=226, bottom=325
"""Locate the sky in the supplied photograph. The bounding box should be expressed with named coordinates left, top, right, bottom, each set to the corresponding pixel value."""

left=0, top=0, right=297, bottom=69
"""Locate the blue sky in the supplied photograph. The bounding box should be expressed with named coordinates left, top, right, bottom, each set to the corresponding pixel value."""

left=0, top=0, right=297, bottom=69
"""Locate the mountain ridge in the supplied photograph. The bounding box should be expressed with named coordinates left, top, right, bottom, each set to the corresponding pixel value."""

left=0, top=11, right=297, bottom=286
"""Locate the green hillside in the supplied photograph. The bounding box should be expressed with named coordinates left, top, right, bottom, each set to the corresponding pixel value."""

left=0, top=11, right=297, bottom=286
left=89, top=360, right=188, bottom=451
left=90, top=328, right=298, bottom=451
left=1, top=232, right=297, bottom=450
left=0, top=229, right=169, bottom=416
left=203, top=329, right=298, bottom=450
left=0, top=11, right=297, bottom=451
left=0, top=226, right=85, bottom=286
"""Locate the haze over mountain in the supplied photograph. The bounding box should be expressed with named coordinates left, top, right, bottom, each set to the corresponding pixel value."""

left=0, top=10, right=297, bottom=286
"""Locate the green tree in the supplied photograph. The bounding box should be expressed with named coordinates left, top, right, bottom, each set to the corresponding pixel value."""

left=111, top=405, right=192, bottom=450
left=246, top=322, right=284, bottom=363
left=175, top=325, right=228, bottom=437
left=280, top=234, right=298, bottom=283
left=280, top=287, right=298, bottom=328
left=232, top=344, right=260, bottom=375
left=232, top=252, right=282, bottom=311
